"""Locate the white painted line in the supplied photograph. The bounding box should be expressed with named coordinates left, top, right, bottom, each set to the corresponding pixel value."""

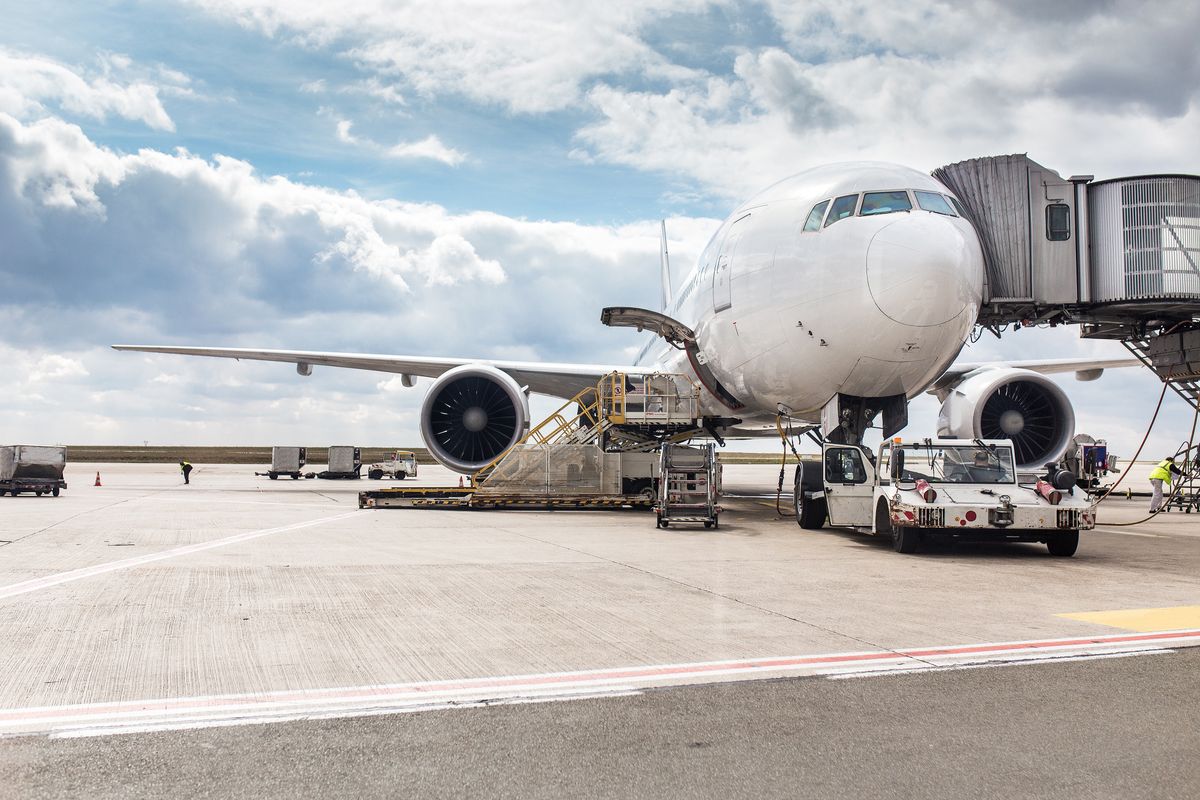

left=49, top=689, right=645, bottom=739
left=4, top=629, right=1198, bottom=738
left=823, top=647, right=1174, bottom=680
left=0, top=510, right=361, bottom=601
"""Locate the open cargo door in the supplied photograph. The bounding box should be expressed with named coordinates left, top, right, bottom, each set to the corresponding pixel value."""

left=601, top=307, right=744, bottom=411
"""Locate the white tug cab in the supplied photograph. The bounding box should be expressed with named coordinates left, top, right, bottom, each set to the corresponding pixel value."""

left=795, top=438, right=1096, bottom=557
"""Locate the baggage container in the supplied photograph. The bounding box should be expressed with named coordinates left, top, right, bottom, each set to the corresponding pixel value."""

left=267, top=446, right=306, bottom=480
left=0, top=445, right=68, bottom=497
left=319, top=446, right=362, bottom=479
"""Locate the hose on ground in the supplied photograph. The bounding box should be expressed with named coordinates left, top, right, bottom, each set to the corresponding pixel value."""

left=1102, top=388, right=1199, bottom=527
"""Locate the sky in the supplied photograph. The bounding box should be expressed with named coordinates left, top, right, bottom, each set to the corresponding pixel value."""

left=1, top=0, right=1198, bottom=458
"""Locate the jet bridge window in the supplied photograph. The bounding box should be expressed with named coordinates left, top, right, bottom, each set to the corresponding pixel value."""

left=803, top=199, right=830, bottom=232
left=914, top=190, right=957, bottom=216
left=824, top=194, right=859, bottom=227
left=859, top=191, right=913, bottom=216
left=1046, top=203, right=1071, bottom=241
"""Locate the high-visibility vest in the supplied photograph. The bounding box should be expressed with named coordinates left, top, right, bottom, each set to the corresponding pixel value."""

left=1149, top=460, right=1174, bottom=482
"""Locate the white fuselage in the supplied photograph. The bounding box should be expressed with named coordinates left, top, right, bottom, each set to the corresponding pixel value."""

left=639, top=162, right=985, bottom=425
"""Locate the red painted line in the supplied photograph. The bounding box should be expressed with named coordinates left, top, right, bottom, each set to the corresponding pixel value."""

left=4, top=629, right=1199, bottom=725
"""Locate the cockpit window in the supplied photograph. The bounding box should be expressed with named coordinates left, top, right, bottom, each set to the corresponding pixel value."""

left=824, top=194, right=858, bottom=227
left=948, top=196, right=969, bottom=218
left=859, top=191, right=912, bottom=216
left=915, top=190, right=956, bottom=216
left=802, top=199, right=830, bottom=232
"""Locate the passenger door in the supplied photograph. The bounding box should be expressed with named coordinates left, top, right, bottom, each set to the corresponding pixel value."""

left=822, top=444, right=875, bottom=527
left=712, top=213, right=748, bottom=313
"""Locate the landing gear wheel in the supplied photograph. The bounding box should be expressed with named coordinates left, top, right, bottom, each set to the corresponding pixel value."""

left=793, top=482, right=826, bottom=530
left=1047, top=530, right=1079, bottom=557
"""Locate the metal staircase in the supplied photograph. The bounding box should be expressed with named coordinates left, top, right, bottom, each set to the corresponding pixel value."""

left=472, top=372, right=701, bottom=486
left=1122, top=329, right=1200, bottom=413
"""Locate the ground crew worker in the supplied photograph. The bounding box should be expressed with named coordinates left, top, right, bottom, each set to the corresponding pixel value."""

left=1149, top=456, right=1183, bottom=512
left=180, top=460, right=193, bottom=485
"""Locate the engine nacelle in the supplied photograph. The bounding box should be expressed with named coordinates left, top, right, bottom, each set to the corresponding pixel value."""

left=936, top=368, right=1075, bottom=470
left=420, top=364, right=530, bottom=473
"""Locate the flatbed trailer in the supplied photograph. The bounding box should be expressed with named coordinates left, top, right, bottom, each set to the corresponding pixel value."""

left=358, top=487, right=653, bottom=510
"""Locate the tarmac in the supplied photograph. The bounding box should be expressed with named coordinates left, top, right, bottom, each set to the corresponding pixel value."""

left=2, top=462, right=1198, bottom=797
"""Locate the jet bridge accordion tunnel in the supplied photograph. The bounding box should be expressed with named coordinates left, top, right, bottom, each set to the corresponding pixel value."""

left=934, top=155, right=1200, bottom=403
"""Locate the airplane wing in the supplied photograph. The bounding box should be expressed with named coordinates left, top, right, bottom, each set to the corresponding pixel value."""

left=111, top=345, right=651, bottom=399
left=939, top=356, right=1142, bottom=379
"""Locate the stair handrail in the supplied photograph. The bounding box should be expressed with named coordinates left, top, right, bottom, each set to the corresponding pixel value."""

left=472, top=384, right=608, bottom=484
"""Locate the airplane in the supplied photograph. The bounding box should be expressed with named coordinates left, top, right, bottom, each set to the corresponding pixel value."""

left=114, top=162, right=1137, bottom=489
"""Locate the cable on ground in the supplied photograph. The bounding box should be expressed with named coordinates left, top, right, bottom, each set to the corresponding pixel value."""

left=1101, top=383, right=1199, bottom=527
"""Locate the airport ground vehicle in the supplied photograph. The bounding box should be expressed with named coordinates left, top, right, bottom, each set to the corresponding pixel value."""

left=258, top=446, right=307, bottom=480
left=317, top=446, right=361, bottom=479
left=0, top=445, right=68, bottom=497
left=794, top=438, right=1094, bottom=556
left=367, top=451, right=419, bottom=480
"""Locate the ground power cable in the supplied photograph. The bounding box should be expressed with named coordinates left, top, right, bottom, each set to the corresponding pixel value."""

left=774, top=413, right=805, bottom=517
left=1101, top=392, right=1199, bottom=527
left=1092, top=371, right=1173, bottom=505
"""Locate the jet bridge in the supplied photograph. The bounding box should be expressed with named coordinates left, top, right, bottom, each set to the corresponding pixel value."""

left=934, top=154, right=1200, bottom=409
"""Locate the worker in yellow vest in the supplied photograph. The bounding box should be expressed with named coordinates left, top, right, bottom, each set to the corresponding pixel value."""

left=1148, top=456, right=1183, bottom=513
left=180, top=460, right=193, bottom=485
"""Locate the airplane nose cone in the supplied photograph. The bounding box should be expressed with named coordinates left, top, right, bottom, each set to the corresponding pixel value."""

left=866, top=215, right=982, bottom=327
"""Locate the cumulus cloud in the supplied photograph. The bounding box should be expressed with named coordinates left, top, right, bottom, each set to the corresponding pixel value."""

left=25, top=354, right=89, bottom=382
left=385, top=135, right=465, bottom=165
left=335, top=119, right=465, bottom=165
left=572, top=0, right=1200, bottom=198
left=185, top=0, right=710, bottom=113
left=0, top=49, right=179, bottom=131
left=0, top=112, right=723, bottom=443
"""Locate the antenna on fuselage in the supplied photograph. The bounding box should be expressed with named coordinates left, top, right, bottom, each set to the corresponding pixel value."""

left=660, top=219, right=672, bottom=311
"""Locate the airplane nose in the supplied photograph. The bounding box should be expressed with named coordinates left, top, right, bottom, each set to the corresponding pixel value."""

left=865, top=214, right=982, bottom=327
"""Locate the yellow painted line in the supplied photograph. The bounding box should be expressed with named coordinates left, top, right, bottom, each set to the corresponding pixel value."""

left=1058, top=605, right=1200, bottom=633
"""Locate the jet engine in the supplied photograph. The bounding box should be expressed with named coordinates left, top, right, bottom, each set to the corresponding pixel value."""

left=419, top=364, right=530, bottom=473
left=936, top=368, right=1075, bottom=470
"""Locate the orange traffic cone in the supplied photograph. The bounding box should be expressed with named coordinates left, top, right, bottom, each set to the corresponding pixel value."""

left=94, top=472, right=102, bottom=487
left=458, top=475, right=464, bottom=487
